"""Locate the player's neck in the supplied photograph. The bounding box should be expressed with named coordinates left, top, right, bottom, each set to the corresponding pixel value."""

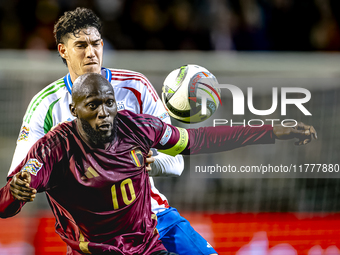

left=69, top=72, right=79, bottom=84
left=69, top=69, right=102, bottom=84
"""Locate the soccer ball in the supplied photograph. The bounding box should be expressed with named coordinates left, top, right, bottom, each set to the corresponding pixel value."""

left=161, top=64, right=221, bottom=123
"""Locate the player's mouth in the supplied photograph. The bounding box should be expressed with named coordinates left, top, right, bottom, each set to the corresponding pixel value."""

left=97, top=123, right=111, bottom=131
left=84, top=62, right=98, bottom=66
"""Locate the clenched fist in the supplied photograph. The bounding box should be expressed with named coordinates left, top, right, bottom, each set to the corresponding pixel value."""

left=10, top=171, right=36, bottom=202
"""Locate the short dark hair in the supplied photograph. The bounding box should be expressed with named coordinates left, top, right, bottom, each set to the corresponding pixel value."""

left=53, top=7, right=102, bottom=65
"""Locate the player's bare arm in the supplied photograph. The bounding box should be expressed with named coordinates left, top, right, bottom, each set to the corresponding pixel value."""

left=10, top=171, right=36, bottom=202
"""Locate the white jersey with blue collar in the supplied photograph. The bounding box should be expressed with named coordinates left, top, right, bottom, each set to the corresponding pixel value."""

left=9, top=67, right=184, bottom=214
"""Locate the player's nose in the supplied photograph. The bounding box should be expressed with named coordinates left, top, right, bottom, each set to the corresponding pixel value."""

left=85, top=45, right=95, bottom=58
left=98, top=105, right=109, bottom=118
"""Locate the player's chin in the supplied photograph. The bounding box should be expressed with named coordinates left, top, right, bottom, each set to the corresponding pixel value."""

left=97, top=129, right=111, bottom=137
left=99, top=130, right=115, bottom=142
left=83, top=65, right=101, bottom=74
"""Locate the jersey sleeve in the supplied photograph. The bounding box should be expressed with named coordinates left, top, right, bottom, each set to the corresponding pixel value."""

left=0, top=135, right=59, bottom=218
left=8, top=84, right=61, bottom=176
left=148, top=149, right=184, bottom=177
left=155, top=124, right=275, bottom=156
left=138, top=74, right=184, bottom=177
left=0, top=182, right=21, bottom=218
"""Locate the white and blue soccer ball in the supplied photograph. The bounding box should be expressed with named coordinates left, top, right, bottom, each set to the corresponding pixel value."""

left=161, top=64, right=221, bottom=123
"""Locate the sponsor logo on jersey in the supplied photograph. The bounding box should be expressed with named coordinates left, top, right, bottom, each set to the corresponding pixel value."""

left=18, top=126, right=29, bottom=142
left=158, top=112, right=170, bottom=121
left=21, top=158, right=43, bottom=176
left=117, top=101, right=125, bottom=111
left=160, top=126, right=172, bottom=146
left=207, top=242, right=213, bottom=248
left=130, top=149, right=144, bottom=167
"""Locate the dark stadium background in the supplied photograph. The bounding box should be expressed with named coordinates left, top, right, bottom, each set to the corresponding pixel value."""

left=0, top=1, right=339, bottom=254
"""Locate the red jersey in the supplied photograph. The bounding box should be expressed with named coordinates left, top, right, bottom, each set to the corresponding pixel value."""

left=0, top=110, right=275, bottom=254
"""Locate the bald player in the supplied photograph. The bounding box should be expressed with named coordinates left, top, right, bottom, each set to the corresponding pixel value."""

left=1, top=73, right=316, bottom=255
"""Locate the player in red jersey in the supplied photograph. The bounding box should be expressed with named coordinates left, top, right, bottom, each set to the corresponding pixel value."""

left=0, top=73, right=316, bottom=254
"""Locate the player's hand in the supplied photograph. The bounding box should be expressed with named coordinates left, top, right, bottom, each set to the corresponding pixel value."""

left=273, top=122, right=317, bottom=145
left=145, top=150, right=155, bottom=172
left=10, top=171, right=36, bottom=202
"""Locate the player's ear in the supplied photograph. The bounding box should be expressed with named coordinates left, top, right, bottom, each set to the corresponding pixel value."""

left=101, top=40, right=104, bottom=47
left=69, top=103, right=77, bottom=117
left=58, top=43, right=67, bottom=59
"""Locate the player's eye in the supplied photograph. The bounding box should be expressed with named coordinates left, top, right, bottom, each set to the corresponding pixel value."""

left=107, top=99, right=114, bottom=107
left=76, top=43, right=86, bottom=48
left=91, top=40, right=100, bottom=47
left=87, top=103, right=97, bottom=109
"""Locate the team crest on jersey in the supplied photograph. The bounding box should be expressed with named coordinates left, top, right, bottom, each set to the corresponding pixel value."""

left=21, top=158, right=43, bottom=176
left=160, top=126, right=172, bottom=146
left=158, top=112, right=170, bottom=121
left=117, top=101, right=125, bottom=111
left=130, top=149, right=144, bottom=167
left=18, top=126, right=30, bottom=142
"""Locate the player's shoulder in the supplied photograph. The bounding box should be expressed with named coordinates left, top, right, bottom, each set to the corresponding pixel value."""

left=108, top=68, right=149, bottom=80
left=118, top=109, right=156, bottom=119
left=25, top=77, right=68, bottom=113
left=31, top=120, right=75, bottom=162
left=118, top=110, right=163, bottom=128
left=32, top=77, right=67, bottom=100
left=108, top=67, right=152, bottom=87
left=107, top=67, right=159, bottom=102
left=50, top=120, right=74, bottom=132
left=23, top=77, right=68, bottom=124
left=40, top=120, right=75, bottom=144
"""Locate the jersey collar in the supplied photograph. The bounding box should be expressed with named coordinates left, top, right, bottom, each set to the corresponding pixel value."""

left=63, top=67, right=112, bottom=94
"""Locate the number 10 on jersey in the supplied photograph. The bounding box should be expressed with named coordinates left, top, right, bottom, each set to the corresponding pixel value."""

left=111, top=178, right=136, bottom=209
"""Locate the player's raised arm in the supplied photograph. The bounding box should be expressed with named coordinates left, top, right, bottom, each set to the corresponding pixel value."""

left=154, top=122, right=317, bottom=156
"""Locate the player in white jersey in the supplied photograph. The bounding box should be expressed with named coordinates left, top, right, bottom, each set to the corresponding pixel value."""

left=9, top=7, right=218, bottom=255
left=10, top=67, right=179, bottom=212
